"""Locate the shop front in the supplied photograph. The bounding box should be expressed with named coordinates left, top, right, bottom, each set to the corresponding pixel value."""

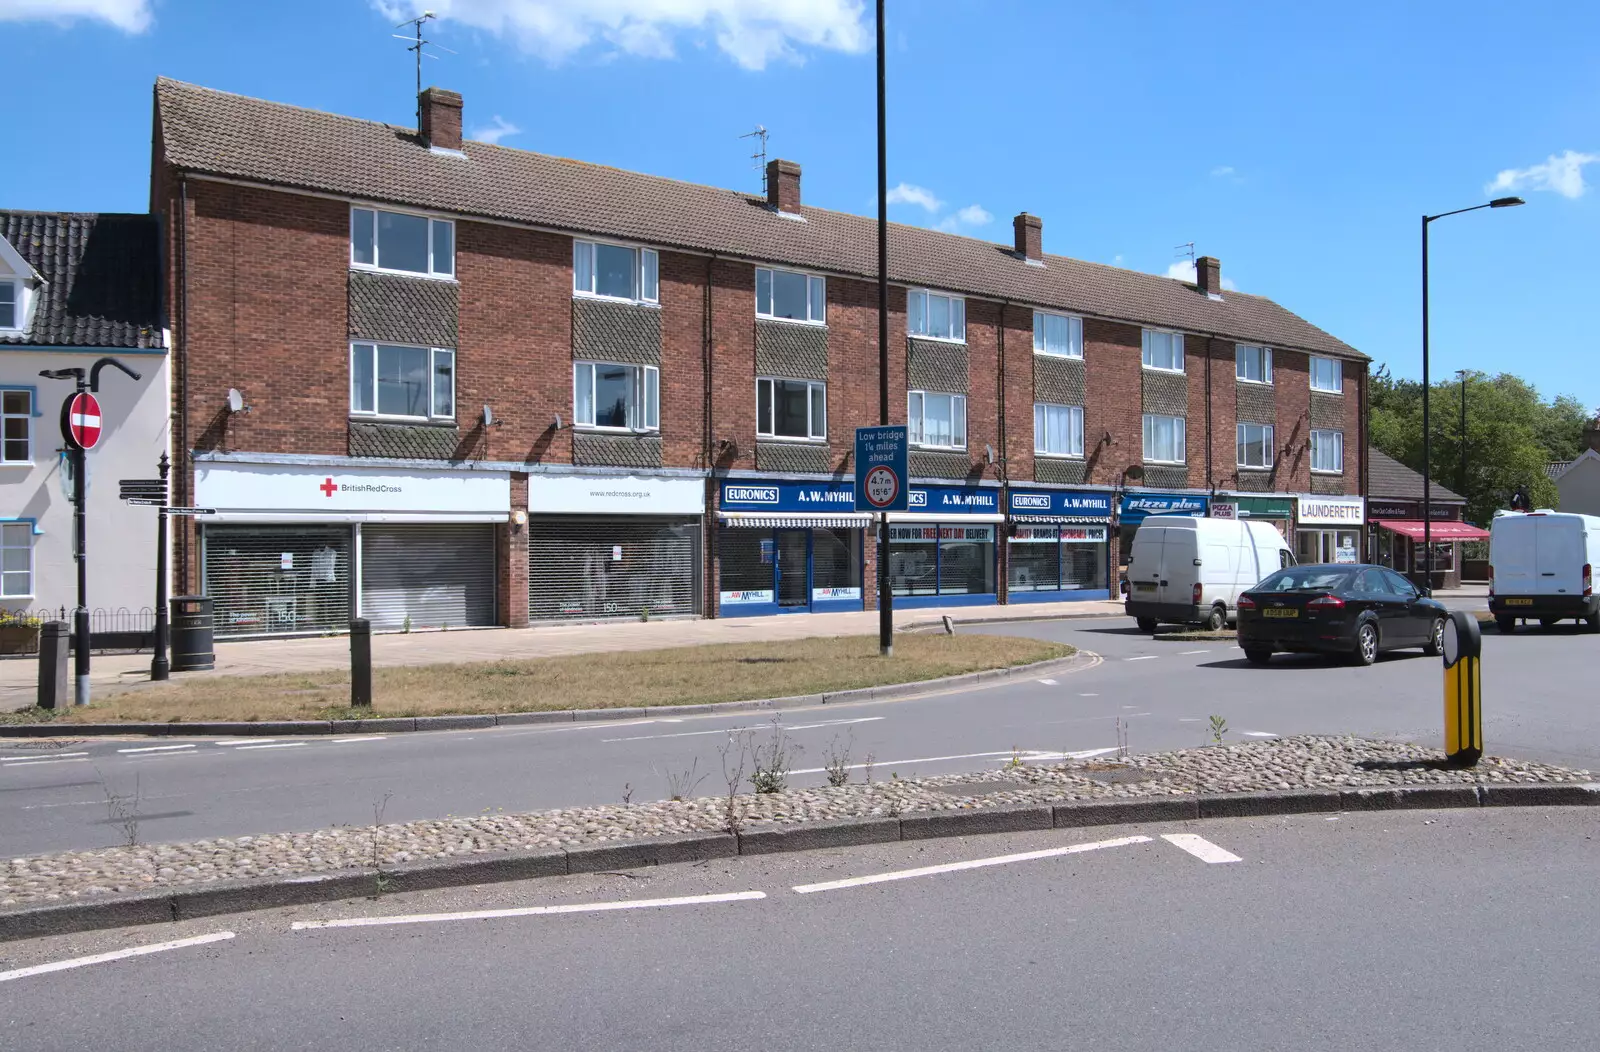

left=1005, top=489, right=1112, bottom=602
left=1369, top=501, right=1483, bottom=590
left=194, top=460, right=509, bottom=637
left=526, top=473, right=705, bottom=621
left=887, top=483, right=1003, bottom=608
left=1295, top=495, right=1365, bottom=565
left=1210, top=495, right=1296, bottom=545
left=715, top=479, right=868, bottom=616
left=1116, top=493, right=1209, bottom=573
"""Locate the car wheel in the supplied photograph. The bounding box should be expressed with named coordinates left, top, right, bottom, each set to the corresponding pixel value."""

left=1351, top=621, right=1379, bottom=666
left=1495, top=615, right=1517, bottom=634
left=1423, top=617, right=1446, bottom=656
left=1204, top=605, right=1226, bottom=632
left=1243, top=647, right=1272, bottom=665
left=1135, top=616, right=1158, bottom=633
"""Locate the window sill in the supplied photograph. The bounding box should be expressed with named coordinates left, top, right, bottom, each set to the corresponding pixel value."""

left=1235, top=377, right=1274, bottom=387
left=0, top=461, right=35, bottom=468
left=1236, top=465, right=1273, bottom=473
left=1034, top=452, right=1085, bottom=461
left=756, top=315, right=827, bottom=329
left=1310, top=387, right=1344, bottom=396
left=349, top=264, right=458, bottom=284
left=757, top=435, right=828, bottom=445
left=911, top=445, right=968, bottom=453
left=907, top=334, right=967, bottom=345
left=350, top=416, right=457, bottom=427
left=1142, top=364, right=1186, bottom=375
left=1310, top=468, right=1346, bottom=476
left=1143, top=459, right=1186, bottom=467
left=574, top=426, right=661, bottom=436
left=1034, top=349, right=1084, bottom=360
left=572, top=292, right=661, bottom=309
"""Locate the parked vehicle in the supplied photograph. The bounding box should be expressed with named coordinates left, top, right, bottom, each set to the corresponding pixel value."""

left=1235, top=564, right=1448, bottom=666
left=1124, top=517, right=1295, bottom=632
left=1487, top=510, right=1600, bottom=633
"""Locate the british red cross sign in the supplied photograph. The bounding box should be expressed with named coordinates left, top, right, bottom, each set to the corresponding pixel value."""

left=63, top=392, right=103, bottom=450
left=320, top=477, right=338, bottom=497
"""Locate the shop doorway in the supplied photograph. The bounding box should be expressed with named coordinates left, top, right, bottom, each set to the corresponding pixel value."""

left=775, top=530, right=810, bottom=609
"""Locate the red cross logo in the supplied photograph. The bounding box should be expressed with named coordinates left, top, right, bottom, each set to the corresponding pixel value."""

left=320, top=477, right=338, bottom=497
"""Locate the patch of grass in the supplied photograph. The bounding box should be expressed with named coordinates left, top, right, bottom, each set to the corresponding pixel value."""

left=17, top=634, right=1073, bottom=724
left=1152, top=629, right=1237, bottom=642
left=0, top=706, right=63, bottom=726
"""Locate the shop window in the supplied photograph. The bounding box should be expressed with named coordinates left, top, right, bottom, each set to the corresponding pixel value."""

left=811, top=528, right=861, bottom=601
left=889, top=524, right=994, bottom=597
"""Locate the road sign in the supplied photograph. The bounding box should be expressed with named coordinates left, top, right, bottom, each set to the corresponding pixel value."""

left=854, top=425, right=908, bottom=513
left=63, top=392, right=103, bottom=450
left=120, top=478, right=167, bottom=490
left=123, top=498, right=166, bottom=506
left=164, top=507, right=218, bottom=517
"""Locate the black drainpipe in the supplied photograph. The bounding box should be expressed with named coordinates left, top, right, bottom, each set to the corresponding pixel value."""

left=703, top=254, right=716, bottom=617
left=1204, top=335, right=1213, bottom=494
left=176, top=175, right=190, bottom=592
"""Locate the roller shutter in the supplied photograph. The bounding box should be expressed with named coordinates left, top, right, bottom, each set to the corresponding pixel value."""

left=202, top=525, right=352, bottom=638
left=360, top=525, right=497, bottom=631
left=529, top=516, right=700, bottom=621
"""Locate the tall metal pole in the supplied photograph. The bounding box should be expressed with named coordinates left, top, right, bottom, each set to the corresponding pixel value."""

left=73, top=435, right=89, bottom=705
left=876, top=0, right=892, bottom=657
left=151, top=451, right=171, bottom=681
left=1458, top=370, right=1467, bottom=497
left=1421, top=214, right=1433, bottom=597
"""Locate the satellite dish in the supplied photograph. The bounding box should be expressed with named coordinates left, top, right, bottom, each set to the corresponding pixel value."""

left=226, top=388, right=244, bottom=413
left=984, top=443, right=995, bottom=464
left=1125, top=464, right=1146, bottom=481
left=482, top=405, right=494, bottom=428
left=553, top=413, right=563, bottom=430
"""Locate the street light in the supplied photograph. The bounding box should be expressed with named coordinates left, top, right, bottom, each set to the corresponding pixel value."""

left=1421, top=196, right=1523, bottom=594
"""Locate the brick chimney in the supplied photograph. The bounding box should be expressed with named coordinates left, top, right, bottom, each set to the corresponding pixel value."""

left=419, top=86, right=463, bottom=151
left=1197, top=255, right=1223, bottom=297
left=766, top=159, right=801, bottom=213
left=1585, top=416, right=1600, bottom=453
left=1013, top=212, right=1043, bottom=261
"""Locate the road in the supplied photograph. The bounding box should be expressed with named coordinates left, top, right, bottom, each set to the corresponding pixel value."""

left=2, top=613, right=1596, bottom=857
left=3, top=808, right=1597, bottom=1051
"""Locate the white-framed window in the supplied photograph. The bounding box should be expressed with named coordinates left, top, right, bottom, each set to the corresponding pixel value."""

left=1142, top=329, right=1184, bottom=372
left=1310, top=356, right=1343, bottom=393
left=2, top=389, right=31, bottom=464
left=573, top=241, right=659, bottom=304
left=907, top=289, right=965, bottom=342
left=349, top=342, right=455, bottom=420
left=1236, top=344, right=1272, bottom=384
left=574, top=361, right=660, bottom=431
left=1236, top=422, right=1274, bottom=469
left=908, top=391, right=967, bottom=449
left=1033, top=311, right=1082, bottom=358
left=756, top=268, right=825, bottom=324
left=0, top=280, right=17, bottom=331
left=1142, top=413, right=1186, bottom=463
left=1034, top=403, right=1084, bottom=457
left=1311, top=429, right=1345, bottom=473
left=757, top=377, right=826, bottom=440
left=1, top=521, right=33, bottom=598
left=350, top=206, right=455, bottom=278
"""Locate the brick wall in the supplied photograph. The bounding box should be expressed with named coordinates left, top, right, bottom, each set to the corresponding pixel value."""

left=1082, top=319, right=1143, bottom=486
left=1274, top=350, right=1312, bottom=493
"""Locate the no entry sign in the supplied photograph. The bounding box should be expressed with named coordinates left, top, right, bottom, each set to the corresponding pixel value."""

left=63, top=392, right=103, bottom=450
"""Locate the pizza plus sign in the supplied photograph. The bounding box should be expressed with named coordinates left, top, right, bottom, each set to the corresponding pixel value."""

left=320, top=478, right=338, bottom=497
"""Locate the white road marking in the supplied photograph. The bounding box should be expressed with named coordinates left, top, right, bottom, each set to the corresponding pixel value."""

left=0, top=757, right=90, bottom=767
left=602, top=716, right=882, bottom=744
left=1243, top=731, right=1278, bottom=738
left=1080, top=693, right=1099, bottom=697
left=0, top=932, right=235, bottom=984
left=214, top=739, right=273, bottom=746
left=790, top=749, right=1015, bottom=776
left=117, top=744, right=197, bottom=754
left=1036, top=678, right=1058, bottom=685
left=1180, top=649, right=1212, bottom=655
left=1008, top=748, right=1120, bottom=763
left=793, top=835, right=1153, bottom=894
left=330, top=736, right=386, bottom=744
left=1124, top=655, right=1158, bottom=662
left=1161, top=833, right=1242, bottom=864
left=291, top=891, right=766, bottom=930
left=2, top=751, right=88, bottom=762
left=233, top=742, right=306, bottom=751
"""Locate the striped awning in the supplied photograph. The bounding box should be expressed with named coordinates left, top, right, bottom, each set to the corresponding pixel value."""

left=1012, top=514, right=1110, bottom=524
left=717, top=512, right=873, bottom=529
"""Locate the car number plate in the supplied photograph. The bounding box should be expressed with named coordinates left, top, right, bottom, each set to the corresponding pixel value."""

left=1263, top=608, right=1299, bottom=619
left=1503, top=598, right=1533, bottom=606
left=1133, top=582, right=1156, bottom=593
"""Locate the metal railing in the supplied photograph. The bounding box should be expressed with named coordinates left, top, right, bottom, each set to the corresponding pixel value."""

left=1, top=607, right=157, bottom=655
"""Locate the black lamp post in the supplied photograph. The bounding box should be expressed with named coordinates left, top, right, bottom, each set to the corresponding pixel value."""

left=1456, top=369, right=1468, bottom=497
left=1421, top=196, right=1522, bottom=594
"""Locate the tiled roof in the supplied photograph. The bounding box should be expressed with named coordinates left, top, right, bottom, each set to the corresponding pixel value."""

left=1547, top=461, right=1572, bottom=480
left=154, top=78, right=1365, bottom=363
left=1369, top=447, right=1464, bottom=503
left=0, top=211, right=163, bottom=348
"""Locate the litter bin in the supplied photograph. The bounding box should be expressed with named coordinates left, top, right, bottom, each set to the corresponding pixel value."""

left=170, top=595, right=216, bottom=672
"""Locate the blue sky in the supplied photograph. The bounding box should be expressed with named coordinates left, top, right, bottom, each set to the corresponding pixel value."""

left=5, top=1, right=1597, bottom=410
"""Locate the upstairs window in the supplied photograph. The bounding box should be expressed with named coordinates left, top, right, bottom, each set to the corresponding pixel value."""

left=350, top=342, right=455, bottom=420
left=1311, top=429, right=1345, bottom=473
left=1, top=522, right=32, bottom=597
left=908, top=391, right=967, bottom=449
left=350, top=207, right=454, bottom=278
left=574, top=361, right=659, bottom=431
left=1237, top=422, right=1274, bottom=469
left=1236, top=344, right=1272, bottom=384
left=0, top=281, right=16, bottom=330
left=908, top=290, right=965, bottom=342
left=1142, top=329, right=1184, bottom=371
left=574, top=241, right=659, bottom=303
left=1143, top=413, right=1186, bottom=464
left=757, top=378, right=826, bottom=440
left=1033, top=311, right=1083, bottom=358
left=756, top=268, right=825, bottom=324
left=1034, top=403, right=1084, bottom=457
left=1310, top=356, right=1343, bottom=393
left=2, top=389, right=31, bottom=463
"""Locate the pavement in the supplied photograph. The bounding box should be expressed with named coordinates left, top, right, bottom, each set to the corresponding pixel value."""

left=2, top=807, right=1595, bottom=1051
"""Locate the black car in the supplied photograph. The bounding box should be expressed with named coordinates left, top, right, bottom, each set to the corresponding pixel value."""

left=1236, top=563, right=1448, bottom=666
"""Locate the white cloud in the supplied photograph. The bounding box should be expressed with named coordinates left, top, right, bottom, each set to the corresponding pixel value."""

left=885, top=182, right=942, bottom=212
left=1210, top=165, right=1235, bottom=178
left=470, top=115, right=521, bottom=144
left=1486, top=150, right=1599, bottom=200
left=0, top=0, right=150, bottom=32
left=936, top=204, right=992, bottom=232
left=378, top=0, right=870, bottom=71
left=1165, top=259, right=1238, bottom=291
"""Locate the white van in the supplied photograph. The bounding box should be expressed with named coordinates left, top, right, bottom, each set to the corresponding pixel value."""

left=1124, top=516, right=1295, bottom=632
left=1487, top=510, right=1600, bottom=632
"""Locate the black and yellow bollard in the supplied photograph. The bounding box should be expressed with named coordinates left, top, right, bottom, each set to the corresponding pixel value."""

left=1441, top=610, right=1482, bottom=766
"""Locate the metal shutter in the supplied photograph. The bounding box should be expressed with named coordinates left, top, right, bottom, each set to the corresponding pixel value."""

left=529, top=516, right=700, bottom=621
left=203, top=525, right=352, bottom=638
left=360, top=525, right=497, bottom=631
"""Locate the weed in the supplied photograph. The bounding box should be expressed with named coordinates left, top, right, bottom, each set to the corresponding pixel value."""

left=718, top=729, right=752, bottom=833
left=663, top=757, right=708, bottom=802
left=621, top=782, right=633, bottom=806
left=1208, top=714, right=1228, bottom=745
left=1115, top=717, right=1130, bottom=762
left=401, top=614, right=412, bottom=634
left=370, top=791, right=395, bottom=896
left=640, top=606, right=651, bottom=622
left=750, top=717, right=801, bottom=794
left=98, top=769, right=142, bottom=847
left=1008, top=746, right=1024, bottom=769
left=822, top=730, right=855, bottom=788
left=862, top=752, right=877, bottom=784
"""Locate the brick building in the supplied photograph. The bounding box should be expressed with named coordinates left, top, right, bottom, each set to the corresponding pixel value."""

left=149, top=79, right=1368, bottom=636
